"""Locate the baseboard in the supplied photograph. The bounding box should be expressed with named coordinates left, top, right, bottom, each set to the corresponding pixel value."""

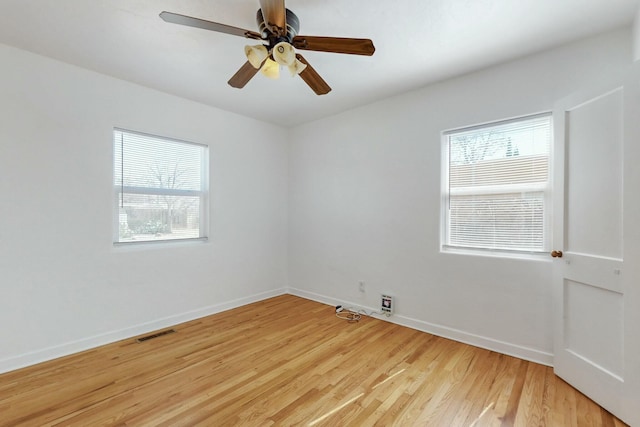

left=286, top=287, right=554, bottom=366
left=0, top=287, right=288, bottom=375
left=1, top=286, right=553, bottom=374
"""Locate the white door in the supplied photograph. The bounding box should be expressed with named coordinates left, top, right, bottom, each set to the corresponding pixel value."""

left=552, top=65, right=640, bottom=426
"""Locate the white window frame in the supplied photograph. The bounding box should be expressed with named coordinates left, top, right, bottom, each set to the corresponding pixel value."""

left=113, top=128, right=209, bottom=245
left=441, top=113, right=552, bottom=257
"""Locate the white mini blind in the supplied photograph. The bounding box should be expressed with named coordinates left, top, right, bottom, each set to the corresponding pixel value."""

left=444, top=114, right=551, bottom=253
left=114, top=129, right=208, bottom=244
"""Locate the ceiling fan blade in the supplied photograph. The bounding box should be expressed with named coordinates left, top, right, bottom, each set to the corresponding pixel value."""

left=259, top=0, right=286, bottom=36
left=228, top=61, right=261, bottom=89
left=160, top=11, right=262, bottom=40
left=292, top=36, right=375, bottom=56
left=296, top=54, right=331, bottom=95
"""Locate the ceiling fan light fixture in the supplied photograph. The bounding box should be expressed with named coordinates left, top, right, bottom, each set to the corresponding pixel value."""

left=260, top=57, right=280, bottom=79
left=272, top=41, right=296, bottom=66
left=288, top=58, right=307, bottom=76
left=244, top=44, right=268, bottom=69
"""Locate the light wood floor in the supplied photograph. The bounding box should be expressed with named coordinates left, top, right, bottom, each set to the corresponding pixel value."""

left=0, top=295, right=628, bottom=426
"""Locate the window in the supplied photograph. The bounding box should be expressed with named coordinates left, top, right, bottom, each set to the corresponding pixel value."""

left=114, top=129, right=208, bottom=244
left=442, top=113, right=551, bottom=254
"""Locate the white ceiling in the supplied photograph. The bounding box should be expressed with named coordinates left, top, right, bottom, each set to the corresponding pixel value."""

left=0, top=0, right=638, bottom=127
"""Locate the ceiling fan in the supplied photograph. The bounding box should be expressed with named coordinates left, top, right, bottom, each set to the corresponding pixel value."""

left=160, top=0, right=375, bottom=95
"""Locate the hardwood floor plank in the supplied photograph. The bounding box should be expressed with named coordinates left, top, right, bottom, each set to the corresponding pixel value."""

left=514, top=362, right=546, bottom=426
left=499, top=358, right=528, bottom=426
left=461, top=350, right=501, bottom=425
left=0, top=295, right=629, bottom=427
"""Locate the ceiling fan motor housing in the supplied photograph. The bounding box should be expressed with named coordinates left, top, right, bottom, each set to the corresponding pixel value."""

left=256, top=8, right=299, bottom=45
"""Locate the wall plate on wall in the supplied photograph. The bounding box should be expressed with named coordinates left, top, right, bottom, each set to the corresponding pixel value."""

left=381, top=294, right=393, bottom=315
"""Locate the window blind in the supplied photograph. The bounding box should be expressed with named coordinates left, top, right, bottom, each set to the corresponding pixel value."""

left=444, top=114, right=551, bottom=253
left=114, top=129, right=208, bottom=243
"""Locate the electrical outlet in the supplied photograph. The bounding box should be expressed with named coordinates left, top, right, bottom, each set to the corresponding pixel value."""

left=359, top=281, right=365, bottom=293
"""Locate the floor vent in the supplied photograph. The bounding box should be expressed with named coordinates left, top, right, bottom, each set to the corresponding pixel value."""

left=136, top=328, right=176, bottom=343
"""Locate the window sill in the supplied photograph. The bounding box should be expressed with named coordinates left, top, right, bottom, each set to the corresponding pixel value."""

left=440, top=245, right=551, bottom=262
left=113, top=237, right=208, bottom=250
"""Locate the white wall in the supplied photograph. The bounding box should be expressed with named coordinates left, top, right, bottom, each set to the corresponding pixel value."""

left=288, top=28, right=633, bottom=364
left=0, top=44, right=289, bottom=373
